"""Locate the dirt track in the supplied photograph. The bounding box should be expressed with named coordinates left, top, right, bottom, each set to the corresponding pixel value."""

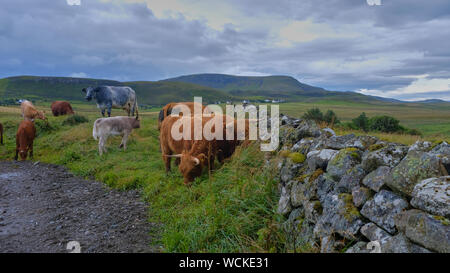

left=0, top=161, right=159, bottom=253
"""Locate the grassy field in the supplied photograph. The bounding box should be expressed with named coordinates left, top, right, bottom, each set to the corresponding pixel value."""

left=280, top=100, right=450, bottom=141
left=0, top=100, right=448, bottom=252
left=0, top=102, right=285, bottom=252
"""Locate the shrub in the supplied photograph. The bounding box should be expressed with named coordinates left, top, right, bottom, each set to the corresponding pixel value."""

left=303, top=108, right=323, bottom=123
left=352, top=112, right=369, bottom=132
left=62, top=114, right=89, bottom=126
left=324, top=110, right=340, bottom=125
left=35, top=119, right=56, bottom=135
left=368, top=115, right=401, bottom=133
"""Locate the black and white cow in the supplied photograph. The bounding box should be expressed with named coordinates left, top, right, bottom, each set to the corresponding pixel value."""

left=82, top=86, right=138, bottom=117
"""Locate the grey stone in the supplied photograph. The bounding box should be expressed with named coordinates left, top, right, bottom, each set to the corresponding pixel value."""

left=320, top=235, right=345, bottom=253
left=321, top=128, right=336, bottom=138
left=304, top=200, right=322, bottom=224
left=291, top=138, right=313, bottom=154
left=430, top=141, right=450, bottom=174
left=361, top=143, right=408, bottom=172
left=314, top=193, right=364, bottom=240
left=385, top=151, right=446, bottom=197
left=395, top=209, right=450, bottom=253
left=411, top=176, right=450, bottom=218
left=316, top=174, right=336, bottom=203
left=336, top=164, right=366, bottom=193
left=290, top=171, right=324, bottom=207
left=306, top=149, right=339, bottom=171
left=360, top=223, right=392, bottom=245
left=326, top=148, right=362, bottom=181
left=345, top=241, right=371, bottom=253
left=280, top=158, right=304, bottom=184
left=277, top=181, right=294, bottom=216
left=352, top=186, right=373, bottom=208
left=362, top=166, right=391, bottom=192
left=323, top=134, right=356, bottom=150
left=295, top=119, right=321, bottom=140
left=345, top=135, right=379, bottom=150
left=360, top=190, right=409, bottom=234
left=382, top=233, right=432, bottom=253
left=408, top=140, right=432, bottom=153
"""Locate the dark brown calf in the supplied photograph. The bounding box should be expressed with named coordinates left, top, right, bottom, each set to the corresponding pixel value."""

left=15, top=120, right=36, bottom=161
left=51, top=101, right=74, bottom=116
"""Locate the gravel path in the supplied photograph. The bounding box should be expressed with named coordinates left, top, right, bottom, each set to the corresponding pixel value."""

left=0, top=161, right=159, bottom=253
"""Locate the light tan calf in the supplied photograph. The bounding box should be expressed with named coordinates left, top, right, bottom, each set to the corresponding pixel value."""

left=20, top=100, right=46, bottom=121
left=93, top=116, right=140, bottom=155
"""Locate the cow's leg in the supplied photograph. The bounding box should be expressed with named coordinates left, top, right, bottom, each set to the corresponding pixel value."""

left=29, top=143, right=33, bottom=159
left=103, top=135, right=109, bottom=154
left=160, top=144, right=171, bottom=172
left=120, top=132, right=129, bottom=151
left=107, top=104, right=112, bottom=117
left=98, top=138, right=103, bottom=156
left=14, top=148, right=19, bottom=161
left=101, top=109, right=106, bottom=117
left=99, top=136, right=107, bottom=155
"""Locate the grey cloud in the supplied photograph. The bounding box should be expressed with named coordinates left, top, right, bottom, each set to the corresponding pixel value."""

left=0, top=0, right=449, bottom=100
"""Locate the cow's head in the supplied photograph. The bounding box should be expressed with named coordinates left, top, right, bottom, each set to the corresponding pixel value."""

left=19, top=149, right=28, bottom=161
left=133, top=115, right=141, bottom=129
left=37, top=110, right=47, bottom=121
left=166, top=152, right=206, bottom=184
left=82, top=87, right=97, bottom=101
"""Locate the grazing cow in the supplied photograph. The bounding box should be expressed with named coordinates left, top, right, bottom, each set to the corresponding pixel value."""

left=92, top=116, right=140, bottom=155
left=82, top=86, right=138, bottom=117
left=160, top=115, right=218, bottom=184
left=20, top=100, right=46, bottom=121
left=0, top=122, right=3, bottom=145
left=51, top=101, right=74, bottom=116
left=15, top=120, right=36, bottom=161
left=158, top=102, right=211, bottom=130
left=160, top=114, right=253, bottom=184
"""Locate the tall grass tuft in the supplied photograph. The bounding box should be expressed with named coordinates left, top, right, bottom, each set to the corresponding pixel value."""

left=62, top=114, right=89, bottom=126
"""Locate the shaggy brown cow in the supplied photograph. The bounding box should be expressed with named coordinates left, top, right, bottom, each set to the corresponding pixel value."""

left=20, top=100, right=46, bottom=121
left=160, top=114, right=253, bottom=184
left=0, top=122, right=3, bottom=145
left=158, top=102, right=211, bottom=130
left=15, top=120, right=36, bottom=161
left=51, top=101, right=74, bottom=116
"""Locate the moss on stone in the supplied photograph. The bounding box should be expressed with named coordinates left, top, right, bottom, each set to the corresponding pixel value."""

left=433, top=215, right=450, bottom=226
left=338, top=193, right=361, bottom=221
left=309, top=168, right=324, bottom=182
left=289, top=152, right=306, bottom=164
left=279, top=150, right=291, bottom=158
left=296, top=174, right=310, bottom=183
left=368, top=143, right=385, bottom=151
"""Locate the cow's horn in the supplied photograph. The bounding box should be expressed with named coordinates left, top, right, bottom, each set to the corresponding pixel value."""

left=165, top=154, right=182, bottom=158
left=192, top=157, right=200, bottom=165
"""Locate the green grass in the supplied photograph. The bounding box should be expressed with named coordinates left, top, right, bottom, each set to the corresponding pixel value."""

left=0, top=103, right=282, bottom=252
left=280, top=100, right=450, bottom=139
left=1, top=98, right=449, bottom=252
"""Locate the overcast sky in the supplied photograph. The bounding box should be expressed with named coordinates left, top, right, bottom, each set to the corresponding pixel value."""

left=1, top=0, right=449, bottom=101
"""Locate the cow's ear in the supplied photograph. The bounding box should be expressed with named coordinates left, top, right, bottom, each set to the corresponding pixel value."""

left=197, top=153, right=207, bottom=163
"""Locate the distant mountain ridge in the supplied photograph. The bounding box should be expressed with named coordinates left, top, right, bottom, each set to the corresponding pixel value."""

left=0, top=75, right=234, bottom=105
left=162, top=73, right=327, bottom=94
left=0, top=74, right=448, bottom=106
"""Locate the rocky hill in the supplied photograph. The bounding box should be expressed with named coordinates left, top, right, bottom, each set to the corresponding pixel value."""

left=273, top=115, right=449, bottom=253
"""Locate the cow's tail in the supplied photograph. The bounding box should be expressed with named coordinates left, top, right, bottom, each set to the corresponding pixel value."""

left=93, top=120, right=99, bottom=140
